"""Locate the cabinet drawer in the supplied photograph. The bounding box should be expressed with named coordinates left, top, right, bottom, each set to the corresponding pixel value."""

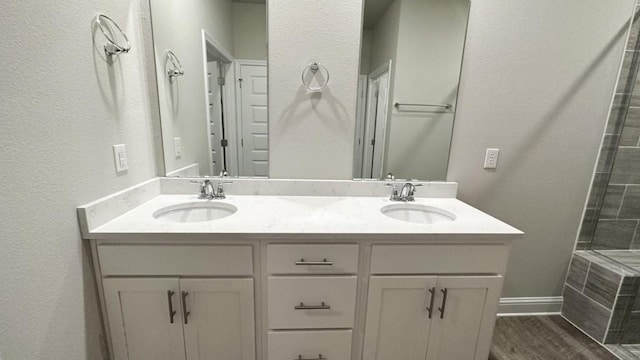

left=268, top=277, right=357, bottom=329
left=268, top=330, right=352, bottom=360
left=370, top=245, right=509, bottom=274
left=267, top=244, right=358, bottom=274
left=98, top=244, right=253, bottom=276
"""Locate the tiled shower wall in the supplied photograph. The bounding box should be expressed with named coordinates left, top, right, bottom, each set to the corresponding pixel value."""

left=579, top=4, right=640, bottom=250
left=563, top=252, right=640, bottom=343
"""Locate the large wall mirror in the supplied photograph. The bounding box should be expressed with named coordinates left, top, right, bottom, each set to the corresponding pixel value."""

left=149, top=0, right=469, bottom=180
left=353, top=0, right=470, bottom=180
left=150, top=0, right=268, bottom=177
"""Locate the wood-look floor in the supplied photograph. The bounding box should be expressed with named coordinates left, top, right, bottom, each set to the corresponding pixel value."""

left=489, top=316, right=619, bottom=360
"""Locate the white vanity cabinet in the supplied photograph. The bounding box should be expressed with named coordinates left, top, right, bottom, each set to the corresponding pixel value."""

left=104, top=277, right=255, bottom=360
left=103, top=278, right=187, bottom=360
left=90, top=240, right=510, bottom=360
left=77, top=180, right=522, bottom=360
left=96, top=244, right=257, bottom=360
left=363, top=276, right=502, bottom=360
left=362, top=245, right=506, bottom=360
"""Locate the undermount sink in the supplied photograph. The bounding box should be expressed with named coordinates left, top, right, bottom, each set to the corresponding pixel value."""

left=153, top=202, right=237, bottom=223
left=381, top=203, right=456, bottom=224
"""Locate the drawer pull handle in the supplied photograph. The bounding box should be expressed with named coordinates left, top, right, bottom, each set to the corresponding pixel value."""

left=296, top=354, right=326, bottom=360
left=181, top=291, right=190, bottom=325
left=426, top=287, right=435, bottom=319
left=438, top=288, right=448, bottom=319
left=294, top=302, right=331, bottom=310
left=295, top=258, right=333, bottom=266
left=167, top=290, right=177, bottom=324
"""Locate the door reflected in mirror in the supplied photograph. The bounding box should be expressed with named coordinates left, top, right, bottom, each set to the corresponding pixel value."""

left=353, top=0, right=470, bottom=181
left=150, top=0, right=268, bottom=177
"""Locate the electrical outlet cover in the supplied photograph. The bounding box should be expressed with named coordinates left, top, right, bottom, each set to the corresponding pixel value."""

left=113, top=144, right=128, bottom=173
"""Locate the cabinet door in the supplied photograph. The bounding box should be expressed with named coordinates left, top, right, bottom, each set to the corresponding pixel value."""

left=181, top=278, right=255, bottom=360
left=426, top=276, right=502, bottom=360
left=363, top=276, right=438, bottom=360
left=103, top=278, right=186, bottom=360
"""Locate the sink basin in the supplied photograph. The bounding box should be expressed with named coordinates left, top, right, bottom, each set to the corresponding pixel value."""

left=153, top=202, right=237, bottom=223
left=381, top=203, right=456, bottom=224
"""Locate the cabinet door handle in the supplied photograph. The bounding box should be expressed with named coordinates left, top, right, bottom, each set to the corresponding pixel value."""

left=181, top=291, right=190, bottom=324
left=294, top=302, right=331, bottom=310
left=295, top=258, right=333, bottom=266
left=167, top=290, right=177, bottom=324
left=426, top=287, right=436, bottom=319
left=438, top=288, right=448, bottom=319
left=295, top=354, right=326, bottom=360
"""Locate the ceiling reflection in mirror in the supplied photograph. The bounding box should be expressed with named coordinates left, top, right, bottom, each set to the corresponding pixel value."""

left=150, top=0, right=268, bottom=177
left=353, top=0, right=470, bottom=181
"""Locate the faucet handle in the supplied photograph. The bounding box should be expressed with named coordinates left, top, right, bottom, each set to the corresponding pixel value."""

left=190, top=180, right=204, bottom=188
left=406, top=183, right=422, bottom=201
left=215, top=181, right=233, bottom=199
left=385, top=183, right=399, bottom=201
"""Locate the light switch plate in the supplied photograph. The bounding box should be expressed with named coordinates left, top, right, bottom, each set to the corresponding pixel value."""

left=113, top=144, right=128, bottom=173
left=484, top=148, right=499, bottom=169
left=173, top=137, right=182, bottom=158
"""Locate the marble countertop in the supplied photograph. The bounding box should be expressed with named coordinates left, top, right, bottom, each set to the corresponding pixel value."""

left=83, top=194, right=523, bottom=239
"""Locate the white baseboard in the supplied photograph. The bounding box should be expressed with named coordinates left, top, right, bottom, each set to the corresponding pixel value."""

left=498, top=296, right=563, bottom=316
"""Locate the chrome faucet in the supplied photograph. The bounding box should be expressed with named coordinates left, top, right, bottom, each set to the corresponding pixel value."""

left=399, top=183, right=422, bottom=201
left=191, top=179, right=232, bottom=199
left=386, top=182, right=423, bottom=202
left=192, top=179, right=215, bottom=199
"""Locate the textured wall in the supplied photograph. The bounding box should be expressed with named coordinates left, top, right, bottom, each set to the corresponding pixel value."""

left=368, top=0, right=400, bottom=74
left=448, top=0, right=635, bottom=298
left=232, top=2, right=267, bottom=61
left=0, top=1, right=159, bottom=359
left=268, top=0, right=363, bottom=179
left=359, top=31, right=372, bottom=75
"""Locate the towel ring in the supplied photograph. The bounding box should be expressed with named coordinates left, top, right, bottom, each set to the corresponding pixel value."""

left=301, top=62, right=329, bottom=92
left=95, top=14, right=131, bottom=56
left=166, top=51, right=184, bottom=78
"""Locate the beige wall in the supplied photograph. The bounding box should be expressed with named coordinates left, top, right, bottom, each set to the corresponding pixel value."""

left=232, top=2, right=267, bottom=61
left=151, top=0, right=234, bottom=175
left=268, top=0, right=363, bottom=179
left=448, top=0, right=634, bottom=297
left=0, top=6, right=635, bottom=360
left=369, top=0, right=400, bottom=74
left=359, top=30, right=373, bottom=75
left=0, top=0, right=160, bottom=358
left=384, top=0, right=468, bottom=180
